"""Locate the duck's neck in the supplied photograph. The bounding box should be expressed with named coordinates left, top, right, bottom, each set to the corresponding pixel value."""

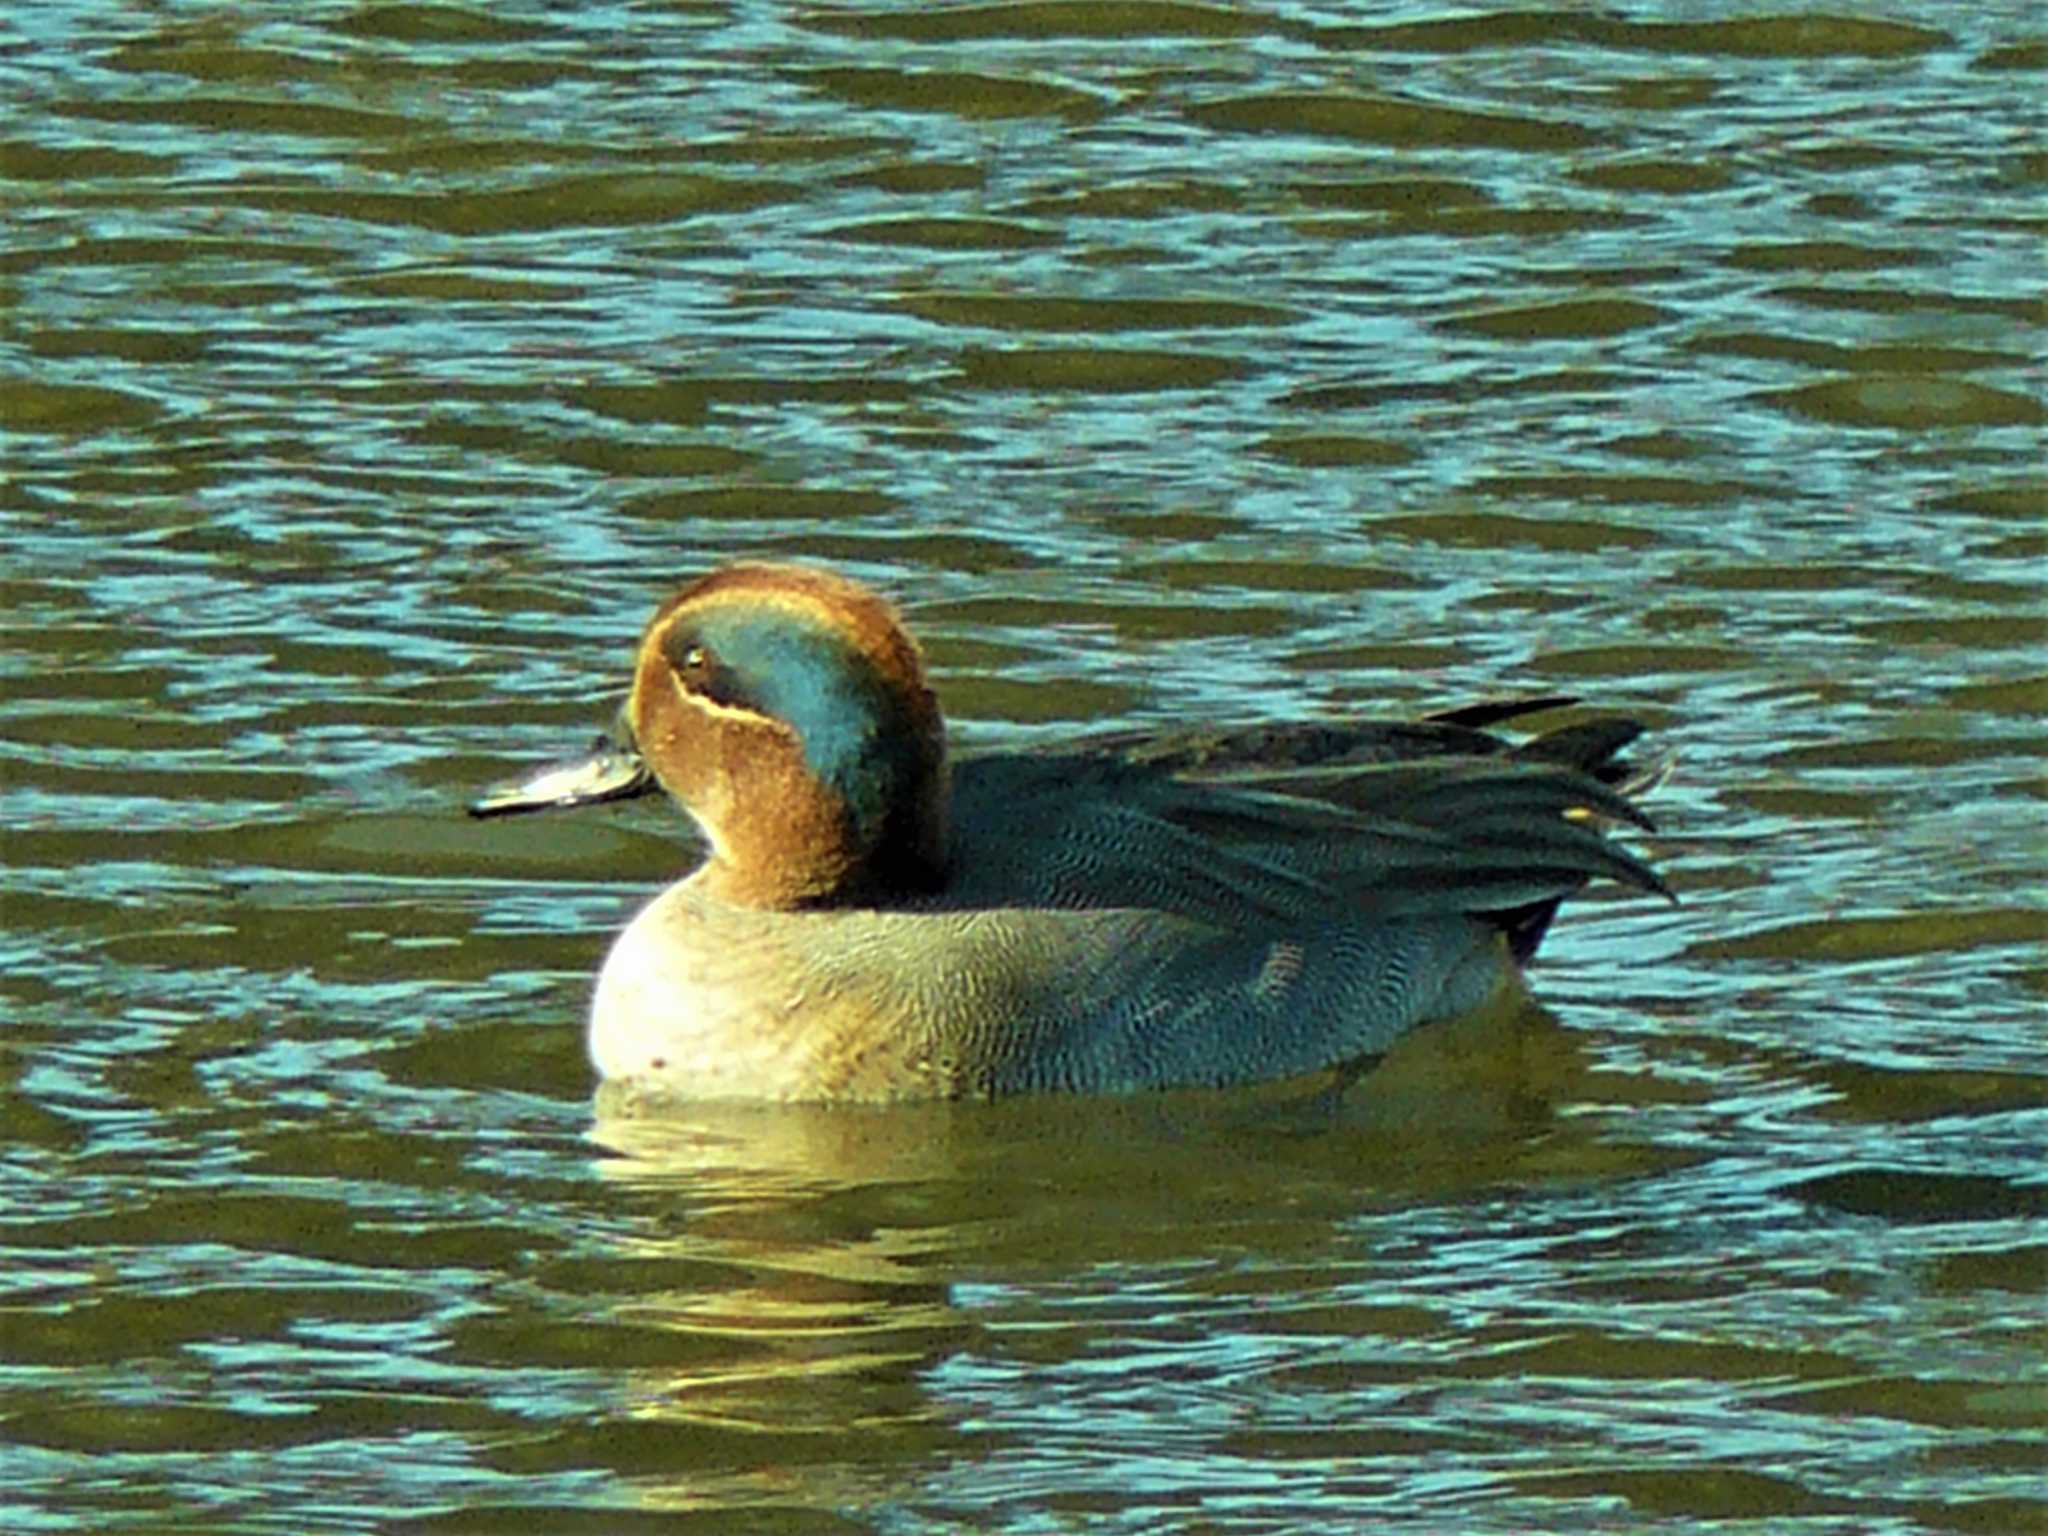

left=691, top=739, right=950, bottom=911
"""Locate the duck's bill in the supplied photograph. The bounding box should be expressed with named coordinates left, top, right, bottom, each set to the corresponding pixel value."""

left=468, top=736, right=655, bottom=818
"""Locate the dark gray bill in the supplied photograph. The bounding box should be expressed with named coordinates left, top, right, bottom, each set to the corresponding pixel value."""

left=468, top=733, right=654, bottom=818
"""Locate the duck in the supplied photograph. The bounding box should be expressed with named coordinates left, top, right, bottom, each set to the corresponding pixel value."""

left=471, top=562, right=1670, bottom=1102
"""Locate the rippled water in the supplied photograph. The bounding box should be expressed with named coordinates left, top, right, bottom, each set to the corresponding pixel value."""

left=5, top=2, right=2045, bottom=1531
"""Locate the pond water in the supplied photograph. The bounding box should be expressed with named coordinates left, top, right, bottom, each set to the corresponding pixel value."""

left=4, top=2, right=2044, bottom=1532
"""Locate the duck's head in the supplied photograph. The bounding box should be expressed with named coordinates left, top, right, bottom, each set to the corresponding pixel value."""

left=474, top=563, right=950, bottom=909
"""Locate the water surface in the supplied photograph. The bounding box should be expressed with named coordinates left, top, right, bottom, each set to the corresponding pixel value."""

left=4, top=2, right=2045, bottom=1531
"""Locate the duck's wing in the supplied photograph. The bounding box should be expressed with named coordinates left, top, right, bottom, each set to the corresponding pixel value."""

left=946, top=747, right=1668, bottom=944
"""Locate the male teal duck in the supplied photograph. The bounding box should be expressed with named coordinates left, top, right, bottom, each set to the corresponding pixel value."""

left=472, top=563, right=1670, bottom=1102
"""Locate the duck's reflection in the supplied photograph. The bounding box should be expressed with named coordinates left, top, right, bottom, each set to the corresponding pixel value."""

left=515, top=989, right=1678, bottom=1513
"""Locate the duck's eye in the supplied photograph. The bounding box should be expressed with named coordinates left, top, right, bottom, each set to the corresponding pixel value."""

left=665, top=633, right=744, bottom=707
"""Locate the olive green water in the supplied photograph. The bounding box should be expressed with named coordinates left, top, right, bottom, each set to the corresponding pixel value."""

left=3, top=3, right=2045, bottom=1532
